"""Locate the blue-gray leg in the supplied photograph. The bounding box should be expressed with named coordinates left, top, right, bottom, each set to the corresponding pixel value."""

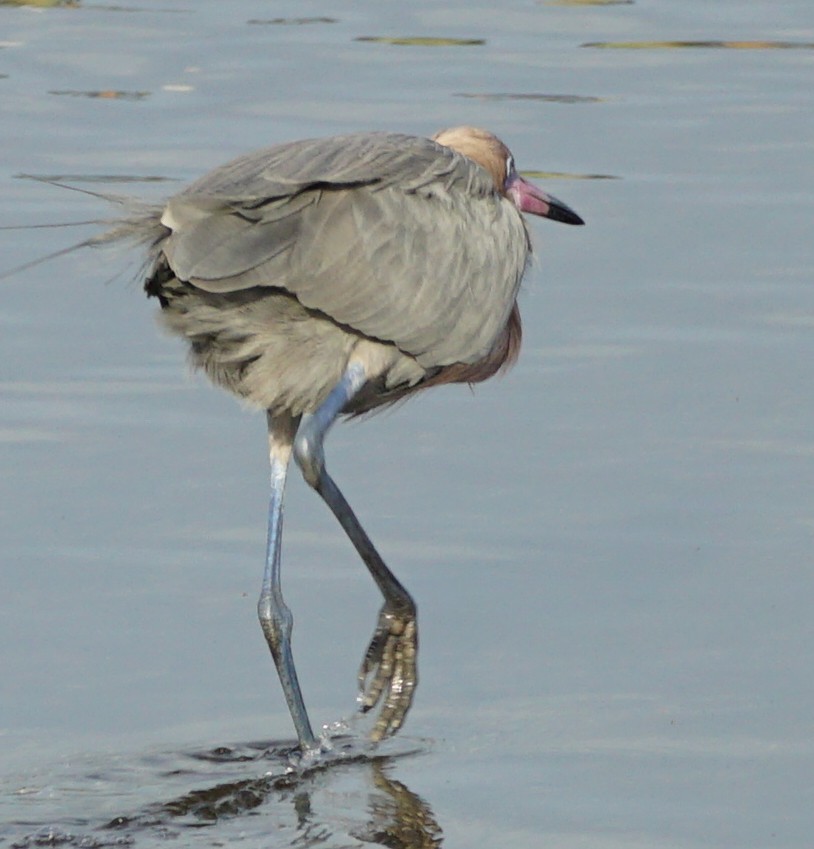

left=258, top=412, right=318, bottom=751
left=294, top=363, right=418, bottom=742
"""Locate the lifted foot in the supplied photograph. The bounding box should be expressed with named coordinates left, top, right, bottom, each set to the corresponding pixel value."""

left=358, top=602, right=418, bottom=742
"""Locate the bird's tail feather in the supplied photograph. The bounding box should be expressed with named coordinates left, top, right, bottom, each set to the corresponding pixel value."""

left=0, top=178, right=167, bottom=281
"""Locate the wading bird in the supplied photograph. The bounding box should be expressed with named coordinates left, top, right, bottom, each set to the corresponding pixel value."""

left=104, top=127, right=583, bottom=751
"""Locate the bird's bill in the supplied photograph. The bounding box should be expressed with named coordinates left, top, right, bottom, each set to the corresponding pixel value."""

left=506, top=174, right=585, bottom=225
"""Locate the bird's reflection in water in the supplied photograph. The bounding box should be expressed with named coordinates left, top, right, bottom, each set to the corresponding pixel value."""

left=97, top=738, right=442, bottom=848
left=360, top=761, right=443, bottom=848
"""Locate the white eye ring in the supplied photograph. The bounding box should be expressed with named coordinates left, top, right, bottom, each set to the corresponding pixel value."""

left=505, top=154, right=515, bottom=176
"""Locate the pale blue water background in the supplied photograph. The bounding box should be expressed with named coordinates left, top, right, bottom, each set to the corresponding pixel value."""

left=1, top=1, right=813, bottom=847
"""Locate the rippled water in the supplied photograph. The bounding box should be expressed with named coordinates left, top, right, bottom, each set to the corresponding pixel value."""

left=2, top=1, right=813, bottom=847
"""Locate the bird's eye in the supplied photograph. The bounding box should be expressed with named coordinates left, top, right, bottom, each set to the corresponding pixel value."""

left=505, top=154, right=515, bottom=177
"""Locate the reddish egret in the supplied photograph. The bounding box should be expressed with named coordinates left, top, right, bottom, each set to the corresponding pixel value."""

left=110, top=127, right=583, bottom=751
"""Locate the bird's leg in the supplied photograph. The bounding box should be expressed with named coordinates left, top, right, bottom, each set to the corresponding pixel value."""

left=258, top=411, right=319, bottom=752
left=294, top=361, right=418, bottom=742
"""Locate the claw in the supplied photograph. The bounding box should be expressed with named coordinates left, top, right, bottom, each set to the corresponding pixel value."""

left=357, top=605, right=418, bottom=741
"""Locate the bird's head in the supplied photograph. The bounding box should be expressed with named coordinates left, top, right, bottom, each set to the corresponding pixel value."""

left=431, top=126, right=584, bottom=226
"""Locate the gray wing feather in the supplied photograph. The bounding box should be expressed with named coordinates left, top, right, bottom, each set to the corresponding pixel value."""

left=158, top=132, right=529, bottom=366
left=162, top=193, right=315, bottom=280
left=176, top=133, right=464, bottom=202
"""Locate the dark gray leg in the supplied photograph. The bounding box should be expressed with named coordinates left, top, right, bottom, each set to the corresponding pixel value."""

left=294, top=363, right=418, bottom=741
left=258, top=411, right=318, bottom=751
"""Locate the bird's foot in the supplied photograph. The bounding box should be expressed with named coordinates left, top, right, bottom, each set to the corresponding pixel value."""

left=357, top=603, right=418, bottom=742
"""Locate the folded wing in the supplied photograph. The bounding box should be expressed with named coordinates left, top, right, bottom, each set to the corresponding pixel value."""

left=159, top=132, right=529, bottom=368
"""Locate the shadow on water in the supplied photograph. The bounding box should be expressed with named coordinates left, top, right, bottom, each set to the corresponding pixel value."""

left=5, top=737, right=442, bottom=849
